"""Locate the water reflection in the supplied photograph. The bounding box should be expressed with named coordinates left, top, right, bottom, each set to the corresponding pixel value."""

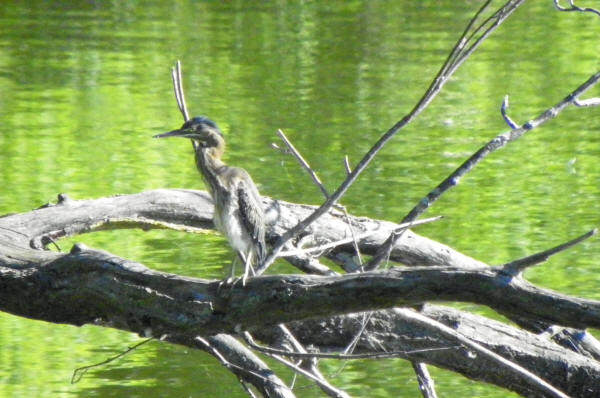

left=0, top=1, right=598, bottom=397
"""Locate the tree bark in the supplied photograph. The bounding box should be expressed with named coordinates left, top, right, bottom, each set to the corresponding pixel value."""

left=1, top=189, right=599, bottom=396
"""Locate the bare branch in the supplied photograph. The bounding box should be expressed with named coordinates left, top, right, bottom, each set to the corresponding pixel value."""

left=343, top=155, right=352, bottom=175
left=554, top=0, right=600, bottom=17
left=402, top=71, right=600, bottom=224
left=360, top=71, right=600, bottom=271
left=364, top=227, right=407, bottom=271
left=342, top=312, right=374, bottom=354
left=243, top=332, right=457, bottom=360
left=192, top=335, right=296, bottom=398
left=277, top=129, right=329, bottom=199
left=278, top=216, right=441, bottom=257
left=170, top=67, right=183, bottom=116
left=274, top=129, right=366, bottom=272
left=340, top=208, right=365, bottom=269
left=71, top=338, right=153, bottom=384
left=501, top=95, right=519, bottom=129
left=276, top=129, right=367, bottom=267
left=413, top=362, right=438, bottom=398
left=240, top=381, right=259, bottom=398
left=574, top=97, right=600, bottom=107
left=276, top=324, right=349, bottom=398
left=245, top=332, right=350, bottom=398
left=246, top=311, right=570, bottom=398
left=501, top=228, right=597, bottom=275
left=390, top=311, right=570, bottom=398
left=253, top=0, right=526, bottom=276
left=171, top=61, right=198, bottom=154
left=172, top=60, right=190, bottom=122
left=281, top=252, right=338, bottom=276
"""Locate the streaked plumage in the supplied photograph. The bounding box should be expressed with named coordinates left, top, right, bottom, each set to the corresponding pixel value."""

left=154, top=117, right=266, bottom=281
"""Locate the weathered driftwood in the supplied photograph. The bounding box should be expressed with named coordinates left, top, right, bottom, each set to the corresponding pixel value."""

left=1, top=189, right=599, bottom=397
left=255, top=306, right=600, bottom=398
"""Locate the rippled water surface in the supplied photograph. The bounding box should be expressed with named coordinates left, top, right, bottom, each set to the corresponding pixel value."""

left=0, top=1, right=598, bottom=397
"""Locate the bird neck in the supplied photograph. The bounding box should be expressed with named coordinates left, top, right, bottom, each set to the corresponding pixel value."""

left=195, top=146, right=227, bottom=199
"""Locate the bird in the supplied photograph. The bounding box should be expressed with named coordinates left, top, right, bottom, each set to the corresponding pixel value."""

left=154, top=116, right=266, bottom=283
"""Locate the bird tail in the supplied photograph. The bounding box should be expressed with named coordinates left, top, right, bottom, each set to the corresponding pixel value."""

left=256, top=240, right=267, bottom=265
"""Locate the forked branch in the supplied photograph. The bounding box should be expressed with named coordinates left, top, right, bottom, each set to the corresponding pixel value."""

left=366, top=71, right=600, bottom=270
left=254, top=0, right=526, bottom=276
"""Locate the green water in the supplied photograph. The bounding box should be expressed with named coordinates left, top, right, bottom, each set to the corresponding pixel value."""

left=0, top=1, right=598, bottom=396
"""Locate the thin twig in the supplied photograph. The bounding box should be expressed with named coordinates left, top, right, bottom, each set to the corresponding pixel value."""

left=328, top=312, right=374, bottom=380
left=276, top=129, right=365, bottom=269
left=343, top=312, right=373, bottom=354
left=171, top=61, right=195, bottom=149
left=171, top=67, right=182, bottom=115
left=194, top=336, right=291, bottom=393
left=271, top=354, right=351, bottom=398
left=501, top=95, right=519, bottom=129
left=405, top=312, right=570, bottom=398
left=276, top=129, right=367, bottom=267
left=254, top=0, right=525, bottom=276
left=277, top=325, right=347, bottom=398
left=271, top=142, right=291, bottom=154
left=340, top=210, right=365, bottom=269
left=554, top=0, right=600, bottom=17
left=413, top=362, right=438, bottom=398
left=239, top=380, right=259, bottom=398
left=278, top=129, right=329, bottom=199
left=501, top=228, right=597, bottom=275
left=175, top=60, right=190, bottom=122
left=244, top=332, right=457, bottom=360
left=364, top=227, right=409, bottom=271
left=574, top=97, right=600, bottom=107
left=278, top=216, right=441, bottom=257
left=278, top=324, right=307, bottom=355
left=343, top=156, right=352, bottom=175
left=71, top=338, right=153, bottom=383
left=281, top=252, right=338, bottom=276
left=441, top=0, right=494, bottom=82
left=246, top=332, right=351, bottom=398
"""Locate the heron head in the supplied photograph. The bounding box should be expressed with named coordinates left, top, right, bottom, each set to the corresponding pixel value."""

left=154, top=116, right=224, bottom=148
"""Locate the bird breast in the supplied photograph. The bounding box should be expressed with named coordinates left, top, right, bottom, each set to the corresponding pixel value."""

left=213, top=192, right=252, bottom=255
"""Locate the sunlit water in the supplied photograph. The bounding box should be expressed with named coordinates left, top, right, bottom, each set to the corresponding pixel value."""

left=0, top=1, right=598, bottom=397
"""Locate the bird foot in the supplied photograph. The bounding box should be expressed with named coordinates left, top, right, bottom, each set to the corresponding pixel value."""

left=217, top=276, right=246, bottom=291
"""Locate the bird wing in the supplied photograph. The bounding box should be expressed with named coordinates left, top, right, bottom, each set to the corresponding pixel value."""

left=236, top=172, right=267, bottom=263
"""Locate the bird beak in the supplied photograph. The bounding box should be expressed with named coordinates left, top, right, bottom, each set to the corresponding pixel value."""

left=153, top=128, right=194, bottom=139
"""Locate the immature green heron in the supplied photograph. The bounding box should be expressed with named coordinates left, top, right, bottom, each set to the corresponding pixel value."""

left=154, top=117, right=266, bottom=282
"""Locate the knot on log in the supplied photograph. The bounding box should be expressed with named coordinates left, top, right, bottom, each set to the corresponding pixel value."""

left=70, top=243, right=89, bottom=254
left=57, top=193, right=72, bottom=205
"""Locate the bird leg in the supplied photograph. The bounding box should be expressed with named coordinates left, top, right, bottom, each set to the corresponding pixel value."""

left=229, top=256, right=240, bottom=281
left=220, top=251, right=255, bottom=288
left=218, top=259, right=235, bottom=292
left=242, top=251, right=255, bottom=286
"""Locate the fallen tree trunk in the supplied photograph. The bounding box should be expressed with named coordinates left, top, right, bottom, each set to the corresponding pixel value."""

left=1, top=189, right=598, bottom=396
